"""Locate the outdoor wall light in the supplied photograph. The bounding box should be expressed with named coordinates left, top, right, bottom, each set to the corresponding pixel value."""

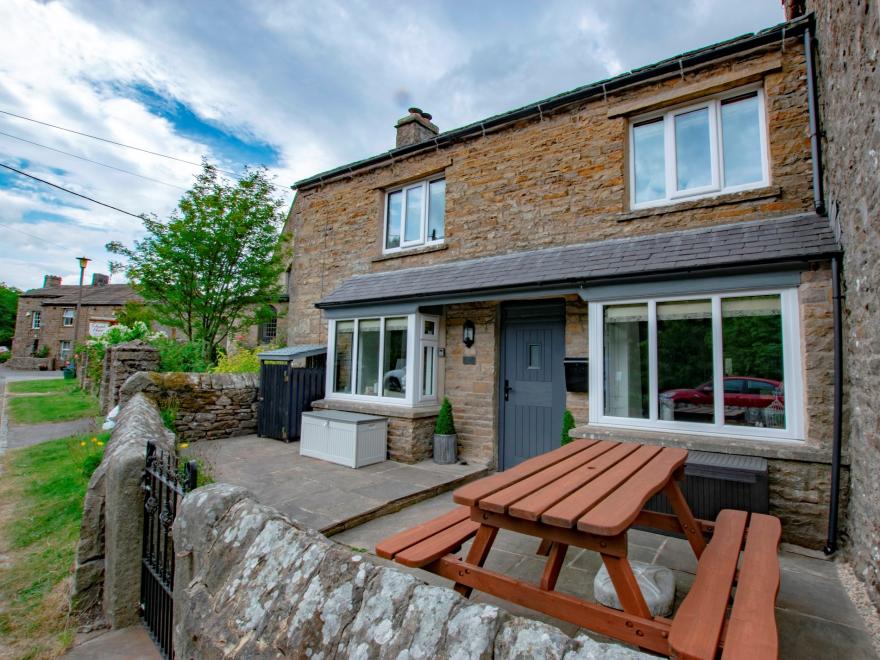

left=462, top=320, right=475, bottom=348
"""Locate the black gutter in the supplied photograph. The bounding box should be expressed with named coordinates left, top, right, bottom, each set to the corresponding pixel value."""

left=825, top=256, right=844, bottom=555
left=294, top=14, right=811, bottom=191
left=804, top=21, right=827, bottom=215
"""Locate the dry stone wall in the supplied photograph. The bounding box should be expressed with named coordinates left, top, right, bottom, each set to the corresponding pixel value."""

left=173, top=483, right=650, bottom=659
left=119, top=371, right=259, bottom=442
left=99, top=340, right=160, bottom=414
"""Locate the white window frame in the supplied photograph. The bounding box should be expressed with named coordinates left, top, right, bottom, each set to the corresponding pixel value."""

left=629, top=84, right=770, bottom=209
left=32, top=310, right=41, bottom=329
left=59, top=340, right=72, bottom=361
left=62, top=308, right=75, bottom=327
left=327, top=313, right=441, bottom=407
left=418, top=315, right=439, bottom=403
left=588, top=287, right=804, bottom=441
left=382, top=176, right=445, bottom=254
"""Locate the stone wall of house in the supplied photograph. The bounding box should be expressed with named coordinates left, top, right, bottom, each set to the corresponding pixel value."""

left=445, top=302, right=499, bottom=466
left=100, top=340, right=160, bottom=414
left=808, top=0, right=880, bottom=609
left=118, top=371, right=259, bottom=442
left=565, top=297, right=589, bottom=425
left=285, top=41, right=813, bottom=346
left=71, top=392, right=175, bottom=627
left=172, top=483, right=650, bottom=659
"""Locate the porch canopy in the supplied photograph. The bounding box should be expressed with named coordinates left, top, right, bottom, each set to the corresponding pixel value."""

left=258, top=344, right=327, bottom=362
left=316, top=213, right=840, bottom=315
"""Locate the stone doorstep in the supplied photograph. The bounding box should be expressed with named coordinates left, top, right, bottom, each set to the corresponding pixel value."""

left=320, top=464, right=489, bottom=537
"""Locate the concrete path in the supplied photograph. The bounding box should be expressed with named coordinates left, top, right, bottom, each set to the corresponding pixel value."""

left=0, top=365, right=64, bottom=382
left=334, top=492, right=880, bottom=659
left=184, top=434, right=488, bottom=535
left=63, top=625, right=161, bottom=660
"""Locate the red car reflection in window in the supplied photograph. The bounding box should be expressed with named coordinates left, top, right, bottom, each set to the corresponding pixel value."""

left=660, top=376, right=784, bottom=410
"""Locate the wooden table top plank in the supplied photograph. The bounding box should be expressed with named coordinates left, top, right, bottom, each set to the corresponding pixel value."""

left=668, top=509, right=748, bottom=660
left=540, top=445, right=663, bottom=528
left=722, top=513, right=782, bottom=660
left=577, top=447, right=688, bottom=535
left=507, top=442, right=642, bottom=521
left=453, top=439, right=597, bottom=506
left=394, top=518, right=482, bottom=568
left=375, top=506, right=470, bottom=560
left=479, top=441, right=619, bottom=513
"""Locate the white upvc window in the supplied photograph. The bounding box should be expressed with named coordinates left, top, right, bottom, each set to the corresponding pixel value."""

left=588, top=288, right=804, bottom=441
left=62, top=308, right=75, bottom=327
left=327, top=313, right=440, bottom=406
left=32, top=310, right=41, bottom=329
left=629, top=85, right=770, bottom=209
left=59, top=340, right=72, bottom=361
left=383, top=177, right=445, bottom=252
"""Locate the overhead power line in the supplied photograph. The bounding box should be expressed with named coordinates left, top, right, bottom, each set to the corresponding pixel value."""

left=0, top=128, right=188, bottom=191
left=0, top=162, right=144, bottom=219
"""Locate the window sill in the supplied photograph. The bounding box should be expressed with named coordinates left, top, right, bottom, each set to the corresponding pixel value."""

left=373, top=243, right=448, bottom=263
left=618, top=185, right=781, bottom=222
left=313, top=398, right=440, bottom=419
left=571, top=424, right=846, bottom=465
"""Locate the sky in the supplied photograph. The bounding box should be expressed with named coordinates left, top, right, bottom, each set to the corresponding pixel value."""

left=0, top=0, right=783, bottom=291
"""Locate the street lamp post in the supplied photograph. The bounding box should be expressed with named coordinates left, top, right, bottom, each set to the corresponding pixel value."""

left=72, top=256, right=91, bottom=368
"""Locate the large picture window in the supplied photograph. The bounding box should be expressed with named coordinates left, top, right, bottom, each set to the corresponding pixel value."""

left=328, top=313, right=440, bottom=405
left=589, top=288, right=802, bottom=440
left=630, top=86, right=768, bottom=208
left=384, top=177, right=445, bottom=252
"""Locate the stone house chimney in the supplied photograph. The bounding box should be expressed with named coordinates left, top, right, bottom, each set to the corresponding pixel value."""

left=395, top=107, right=439, bottom=148
left=43, top=275, right=62, bottom=288
left=92, top=273, right=110, bottom=286
left=781, top=0, right=805, bottom=20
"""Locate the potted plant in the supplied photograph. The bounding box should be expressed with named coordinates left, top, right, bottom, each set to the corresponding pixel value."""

left=433, top=397, right=457, bottom=464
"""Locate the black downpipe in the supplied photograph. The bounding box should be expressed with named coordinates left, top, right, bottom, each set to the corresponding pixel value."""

left=805, top=24, right=826, bottom=215
left=825, top=256, right=844, bottom=554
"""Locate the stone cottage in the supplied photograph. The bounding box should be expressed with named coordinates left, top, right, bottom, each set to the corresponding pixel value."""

left=283, top=14, right=844, bottom=549
left=8, top=274, right=139, bottom=369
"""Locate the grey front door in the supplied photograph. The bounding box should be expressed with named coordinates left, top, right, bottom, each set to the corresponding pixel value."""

left=499, top=300, right=566, bottom=470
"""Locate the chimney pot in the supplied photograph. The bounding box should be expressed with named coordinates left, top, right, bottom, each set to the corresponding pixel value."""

left=395, top=107, right=439, bottom=148
left=91, top=273, right=110, bottom=286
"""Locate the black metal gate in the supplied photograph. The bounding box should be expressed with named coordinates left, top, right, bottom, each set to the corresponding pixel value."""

left=258, top=364, right=325, bottom=441
left=140, top=441, right=197, bottom=659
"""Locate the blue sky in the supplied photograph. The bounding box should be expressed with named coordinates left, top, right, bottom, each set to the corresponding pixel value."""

left=0, top=0, right=783, bottom=290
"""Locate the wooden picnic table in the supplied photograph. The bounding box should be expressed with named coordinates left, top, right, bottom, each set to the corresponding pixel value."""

left=377, top=438, right=782, bottom=658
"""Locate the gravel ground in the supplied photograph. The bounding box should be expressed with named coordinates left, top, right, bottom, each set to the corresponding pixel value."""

left=838, top=560, right=880, bottom=657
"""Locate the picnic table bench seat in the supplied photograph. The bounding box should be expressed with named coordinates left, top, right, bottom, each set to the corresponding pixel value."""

left=376, top=506, right=479, bottom=567
left=668, top=509, right=782, bottom=660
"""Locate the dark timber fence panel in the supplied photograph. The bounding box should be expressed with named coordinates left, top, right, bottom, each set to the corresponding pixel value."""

left=258, top=364, right=326, bottom=442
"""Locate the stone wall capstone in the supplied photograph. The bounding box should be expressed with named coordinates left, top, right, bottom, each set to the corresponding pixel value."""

left=172, top=483, right=650, bottom=659
left=119, top=371, right=259, bottom=442
left=71, top=392, right=175, bottom=627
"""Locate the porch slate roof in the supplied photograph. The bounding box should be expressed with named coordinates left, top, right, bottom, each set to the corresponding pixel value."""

left=317, top=212, right=840, bottom=308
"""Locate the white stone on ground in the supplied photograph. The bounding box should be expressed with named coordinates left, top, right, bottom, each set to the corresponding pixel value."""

left=593, top=560, right=675, bottom=617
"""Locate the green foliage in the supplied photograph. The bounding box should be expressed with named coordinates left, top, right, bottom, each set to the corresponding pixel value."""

left=153, top=337, right=210, bottom=373
left=107, top=161, right=290, bottom=362
left=81, top=453, right=103, bottom=479
left=0, top=351, right=10, bottom=363
left=561, top=409, right=576, bottom=446
left=34, top=345, right=50, bottom=358
left=434, top=397, right=456, bottom=435
left=114, top=300, right=158, bottom=328
left=0, top=282, right=20, bottom=347
left=212, top=344, right=274, bottom=373
left=160, top=401, right=179, bottom=432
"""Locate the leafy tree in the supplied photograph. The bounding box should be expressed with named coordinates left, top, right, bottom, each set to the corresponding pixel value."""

left=114, top=300, right=158, bottom=328
left=107, top=161, right=289, bottom=362
left=0, top=283, right=20, bottom=347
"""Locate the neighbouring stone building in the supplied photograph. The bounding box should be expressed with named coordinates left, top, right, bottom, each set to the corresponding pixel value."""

left=282, top=14, right=847, bottom=549
left=8, top=273, right=139, bottom=369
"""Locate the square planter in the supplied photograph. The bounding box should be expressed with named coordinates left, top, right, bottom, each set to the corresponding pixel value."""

left=300, top=410, right=387, bottom=468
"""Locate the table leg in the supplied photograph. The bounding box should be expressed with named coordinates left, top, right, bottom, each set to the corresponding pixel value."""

left=539, top=542, right=568, bottom=591
left=454, top=524, right=498, bottom=597
left=600, top=555, right=652, bottom=619
left=662, top=480, right=707, bottom=558
left=536, top=538, right=553, bottom=556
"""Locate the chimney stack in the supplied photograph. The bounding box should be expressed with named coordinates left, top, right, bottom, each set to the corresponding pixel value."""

left=43, top=275, right=62, bottom=288
left=92, top=273, right=110, bottom=286
left=781, top=0, right=805, bottom=20
left=395, top=107, right=439, bottom=148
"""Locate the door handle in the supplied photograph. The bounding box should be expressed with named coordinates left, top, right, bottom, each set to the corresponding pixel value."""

left=504, top=379, right=513, bottom=401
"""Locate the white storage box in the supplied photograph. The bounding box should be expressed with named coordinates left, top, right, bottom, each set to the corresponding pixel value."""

left=299, top=410, right=387, bottom=468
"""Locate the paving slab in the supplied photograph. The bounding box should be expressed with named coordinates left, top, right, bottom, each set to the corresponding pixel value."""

left=63, top=625, right=160, bottom=660
left=6, top=418, right=98, bottom=449
left=183, top=434, right=488, bottom=535
left=332, top=491, right=879, bottom=659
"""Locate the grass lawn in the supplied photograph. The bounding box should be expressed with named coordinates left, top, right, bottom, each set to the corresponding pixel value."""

left=6, top=380, right=99, bottom=425
left=0, top=433, right=107, bottom=659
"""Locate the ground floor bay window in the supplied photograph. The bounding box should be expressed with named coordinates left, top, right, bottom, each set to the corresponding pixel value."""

left=588, top=288, right=803, bottom=440
left=327, top=313, right=439, bottom=406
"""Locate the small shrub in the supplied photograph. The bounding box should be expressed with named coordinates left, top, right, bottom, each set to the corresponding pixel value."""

left=212, top=345, right=276, bottom=373
left=0, top=351, right=10, bottom=363
left=435, top=397, right=456, bottom=435
left=561, top=409, right=576, bottom=445
left=34, top=346, right=50, bottom=358
left=160, top=402, right=179, bottom=433
left=153, top=338, right=210, bottom=373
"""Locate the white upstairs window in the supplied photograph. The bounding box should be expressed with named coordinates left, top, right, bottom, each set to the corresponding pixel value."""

left=384, top=177, right=445, bottom=252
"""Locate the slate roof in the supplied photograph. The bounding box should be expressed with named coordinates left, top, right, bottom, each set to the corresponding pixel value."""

left=317, top=213, right=840, bottom=308
left=22, top=283, right=140, bottom=306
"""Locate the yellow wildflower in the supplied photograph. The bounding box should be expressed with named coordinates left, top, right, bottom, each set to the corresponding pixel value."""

left=97, top=441, right=104, bottom=446
left=91, top=437, right=98, bottom=443
left=179, top=442, right=189, bottom=449
left=80, top=441, right=86, bottom=446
